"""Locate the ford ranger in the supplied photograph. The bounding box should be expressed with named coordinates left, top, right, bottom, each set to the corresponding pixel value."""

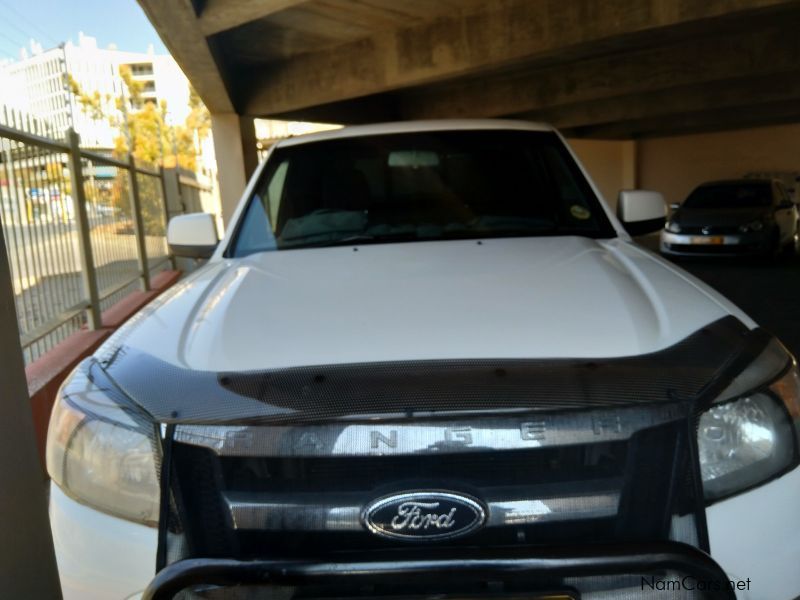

left=47, top=121, right=800, bottom=599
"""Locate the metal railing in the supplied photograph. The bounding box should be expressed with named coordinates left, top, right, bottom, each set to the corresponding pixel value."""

left=0, top=109, right=186, bottom=364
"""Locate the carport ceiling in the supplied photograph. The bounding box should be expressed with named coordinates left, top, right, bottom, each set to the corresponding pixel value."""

left=138, top=0, right=800, bottom=138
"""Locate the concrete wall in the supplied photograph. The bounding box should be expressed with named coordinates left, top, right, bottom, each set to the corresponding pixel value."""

left=566, top=139, right=636, bottom=211
left=638, top=123, right=800, bottom=206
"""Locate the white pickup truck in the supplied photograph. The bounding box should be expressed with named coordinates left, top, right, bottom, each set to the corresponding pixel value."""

left=47, top=120, right=800, bottom=599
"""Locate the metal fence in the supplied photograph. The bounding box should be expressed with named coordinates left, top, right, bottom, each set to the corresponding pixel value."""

left=0, top=109, right=188, bottom=364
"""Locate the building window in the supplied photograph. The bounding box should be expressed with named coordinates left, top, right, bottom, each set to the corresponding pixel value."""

left=129, top=63, right=154, bottom=76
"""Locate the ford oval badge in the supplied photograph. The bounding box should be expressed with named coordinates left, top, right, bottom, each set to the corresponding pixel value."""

left=363, top=491, right=486, bottom=541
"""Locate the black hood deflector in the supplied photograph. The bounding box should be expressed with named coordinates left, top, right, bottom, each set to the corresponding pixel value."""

left=85, top=315, right=765, bottom=425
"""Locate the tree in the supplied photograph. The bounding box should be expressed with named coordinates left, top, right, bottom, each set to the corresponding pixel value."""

left=118, top=65, right=144, bottom=107
left=68, top=67, right=210, bottom=171
left=68, top=67, right=213, bottom=235
left=186, top=85, right=210, bottom=142
left=68, top=75, right=107, bottom=121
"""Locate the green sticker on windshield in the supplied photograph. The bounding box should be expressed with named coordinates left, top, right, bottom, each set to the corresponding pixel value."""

left=570, top=205, right=591, bottom=220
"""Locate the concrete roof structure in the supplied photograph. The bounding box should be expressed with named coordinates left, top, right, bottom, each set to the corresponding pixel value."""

left=138, top=0, right=800, bottom=138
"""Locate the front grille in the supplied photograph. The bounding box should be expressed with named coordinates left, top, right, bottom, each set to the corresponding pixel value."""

left=668, top=243, right=758, bottom=254
left=679, top=225, right=740, bottom=234
left=220, top=444, right=627, bottom=493
left=167, top=406, right=698, bottom=562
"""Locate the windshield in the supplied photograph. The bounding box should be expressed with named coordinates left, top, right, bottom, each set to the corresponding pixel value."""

left=683, top=182, right=772, bottom=210
left=229, top=130, right=616, bottom=256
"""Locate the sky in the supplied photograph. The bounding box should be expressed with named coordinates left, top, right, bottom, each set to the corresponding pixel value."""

left=0, top=0, right=167, bottom=61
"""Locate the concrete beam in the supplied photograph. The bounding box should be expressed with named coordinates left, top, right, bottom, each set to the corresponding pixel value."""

left=199, top=0, right=309, bottom=36
left=268, top=94, right=401, bottom=125
left=399, top=23, right=800, bottom=121
left=520, top=71, right=800, bottom=132
left=241, top=0, right=799, bottom=115
left=137, top=0, right=234, bottom=112
left=0, top=223, right=61, bottom=597
left=568, top=99, right=800, bottom=139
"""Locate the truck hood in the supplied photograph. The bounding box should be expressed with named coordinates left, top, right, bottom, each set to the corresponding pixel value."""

left=99, top=236, right=750, bottom=373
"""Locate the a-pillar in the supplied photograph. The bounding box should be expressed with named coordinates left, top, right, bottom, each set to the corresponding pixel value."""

left=622, top=140, right=638, bottom=190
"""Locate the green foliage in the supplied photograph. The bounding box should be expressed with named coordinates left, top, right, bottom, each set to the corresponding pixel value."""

left=68, top=67, right=212, bottom=237
left=68, top=75, right=106, bottom=121
left=186, top=85, right=211, bottom=141
left=68, top=67, right=210, bottom=171
left=118, top=65, right=144, bottom=106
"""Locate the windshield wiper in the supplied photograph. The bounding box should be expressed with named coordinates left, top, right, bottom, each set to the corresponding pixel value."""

left=440, top=226, right=558, bottom=239
left=282, top=232, right=421, bottom=248
left=326, top=232, right=422, bottom=246
left=337, top=234, right=378, bottom=243
left=279, top=224, right=582, bottom=249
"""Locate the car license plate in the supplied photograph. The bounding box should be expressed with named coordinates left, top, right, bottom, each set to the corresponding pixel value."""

left=691, top=236, right=724, bottom=245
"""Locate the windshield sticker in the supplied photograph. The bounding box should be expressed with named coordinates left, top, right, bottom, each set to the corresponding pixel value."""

left=570, top=205, right=591, bottom=220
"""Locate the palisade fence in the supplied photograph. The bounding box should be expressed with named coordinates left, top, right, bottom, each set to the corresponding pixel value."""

left=0, top=108, right=208, bottom=364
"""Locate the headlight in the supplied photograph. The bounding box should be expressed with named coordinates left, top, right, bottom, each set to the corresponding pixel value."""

left=666, top=221, right=681, bottom=233
left=738, top=220, right=764, bottom=233
left=46, top=360, right=160, bottom=525
left=698, top=338, right=800, bottom=501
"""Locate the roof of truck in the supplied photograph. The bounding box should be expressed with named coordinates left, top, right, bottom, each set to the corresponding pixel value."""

left=275, top=119, right=555, bottom=148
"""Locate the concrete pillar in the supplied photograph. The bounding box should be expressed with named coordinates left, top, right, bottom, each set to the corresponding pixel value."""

left=239, top=115, right=259, bottom=181
left=210, top=113, right=259, bottom=226
left=622, top=140, right=638, bottom=189
left=0, top=225, right=62, bottom=597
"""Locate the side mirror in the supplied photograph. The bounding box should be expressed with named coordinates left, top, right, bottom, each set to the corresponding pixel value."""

left=617, top=189, right=666, bottom=236
left=168, top=213, right=218, bottom=259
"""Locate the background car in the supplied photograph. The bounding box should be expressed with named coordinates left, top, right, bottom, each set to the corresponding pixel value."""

left=660, top=178, right=799, bottom=258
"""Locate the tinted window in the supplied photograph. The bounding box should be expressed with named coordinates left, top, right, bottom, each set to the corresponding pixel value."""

left=230, top=130, right=616, bottom=256
left=683, top=182, right=772, bottom=209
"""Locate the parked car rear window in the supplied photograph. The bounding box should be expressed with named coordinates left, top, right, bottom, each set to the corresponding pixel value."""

left=229, top=130, right=616, bottom=256
left=683, top=182, right=772, bottom=209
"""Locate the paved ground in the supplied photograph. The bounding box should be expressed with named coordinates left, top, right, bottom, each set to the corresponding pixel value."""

left=638, top=235, right=800, bottom=357
left=680, top=256, right=800, bottom=357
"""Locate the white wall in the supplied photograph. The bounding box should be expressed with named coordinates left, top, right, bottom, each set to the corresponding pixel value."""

left=566, top=124, right=800, bottom=213
left=566, top=139, right=636, bottom=211
left=638, top=124, right=800, bottom=205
